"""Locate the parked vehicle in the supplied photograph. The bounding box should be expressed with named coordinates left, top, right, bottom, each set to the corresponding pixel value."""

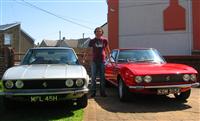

left=105, top=48, right=199, bottom=102
left=0, top=47, right=89, bottom=108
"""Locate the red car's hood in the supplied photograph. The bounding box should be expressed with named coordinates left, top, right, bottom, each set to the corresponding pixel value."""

left=120, top=63, right=197, bottom=75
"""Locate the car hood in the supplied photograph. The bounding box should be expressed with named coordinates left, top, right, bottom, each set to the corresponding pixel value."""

left=121, top=63, right=197, bottom=75
left=2, top=64, right=87, bottom=80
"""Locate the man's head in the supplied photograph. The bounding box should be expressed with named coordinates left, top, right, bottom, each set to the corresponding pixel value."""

left=94, top=27, right=104, bottom=38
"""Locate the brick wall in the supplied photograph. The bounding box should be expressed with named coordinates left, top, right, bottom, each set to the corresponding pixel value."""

left=0, top=47, right=15, bottom=78
left=73, top=48, right=92, bottom=76
left=0, top=57, right=6, bottom=78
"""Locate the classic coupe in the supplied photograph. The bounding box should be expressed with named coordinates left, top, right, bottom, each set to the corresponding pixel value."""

left=0, top=47, right=89, bottom=108
left=105, top=48, right=199, bottom=102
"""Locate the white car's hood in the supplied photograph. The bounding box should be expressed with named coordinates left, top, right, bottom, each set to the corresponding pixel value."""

left=2, top=64, right=87, bottom=80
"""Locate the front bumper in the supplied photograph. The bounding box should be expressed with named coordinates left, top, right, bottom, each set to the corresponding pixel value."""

left=128, top=82, right=200, bottom=89
left=0, top=88, right=89, bottom=96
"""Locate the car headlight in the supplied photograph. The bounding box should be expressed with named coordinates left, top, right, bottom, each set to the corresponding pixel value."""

left=191, top=74, right=197, bottom=82
left=183, top=74, right=190, bottom=81
left=135, top=76, right=143, bottom=83
left=15, top=80, right=24, bottom=88
left=5, top=80, right=14, bottom=89
left=76, top=79, right=84, bottom=87
left=144, top=76, right=152, bottom=83
left=65, top=79, right=74, bottom=87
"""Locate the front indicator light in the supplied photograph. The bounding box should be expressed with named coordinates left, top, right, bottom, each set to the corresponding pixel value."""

left=135, top=76, right=143, bottom=83
left=191, top=74, right=197, bottom=82
left=15, top=80, right=24, bottom=88
left=144, top=76, right=152, bottom=83
left=5, top=80, right=14, bottom=89
left=65, top=79, right=74, bottom=87
left=183, top=74, right=190, bottom=82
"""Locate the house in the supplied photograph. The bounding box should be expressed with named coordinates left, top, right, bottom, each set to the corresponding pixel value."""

left=40, top=39, right=58, bottom=47
left=0, top=22, right=34, bottom=59
left=62, top=39, right=78, bottom=48
left=77, top=38, right=91, bottom=48
left=107, top=0, right=200, bottom=55
left=40, top=39, right=79, bottom=48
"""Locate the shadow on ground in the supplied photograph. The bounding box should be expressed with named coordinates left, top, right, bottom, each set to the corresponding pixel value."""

left=93, top=87, right=192, bottom=113
left=0, top=98, right=81, bottom=121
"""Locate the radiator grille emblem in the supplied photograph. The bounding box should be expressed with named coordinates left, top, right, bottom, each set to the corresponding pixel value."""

left=42, top=82, right=47, bottom=87
left=166, top=76, right=170, bottom=81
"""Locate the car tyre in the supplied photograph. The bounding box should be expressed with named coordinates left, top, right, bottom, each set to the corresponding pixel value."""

left=118, top=78, right=130, bottom=102
left=76, top=94, right=88, bottom=108
left=174, top=89, right=191, bottom=101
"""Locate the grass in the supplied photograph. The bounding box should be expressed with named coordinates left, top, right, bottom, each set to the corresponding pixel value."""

left=0, top=99, right=84, bottom=121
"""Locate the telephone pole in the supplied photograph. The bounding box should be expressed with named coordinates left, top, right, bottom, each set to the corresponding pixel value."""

left=59, top=31, right=61, bottom=40
left=82, top=33, right=85, bottom=39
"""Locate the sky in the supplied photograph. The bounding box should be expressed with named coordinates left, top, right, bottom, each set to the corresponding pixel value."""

left=0, top=0, right=108, bottom=44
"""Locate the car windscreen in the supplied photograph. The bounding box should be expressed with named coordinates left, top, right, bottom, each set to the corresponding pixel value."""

left=21, top=49, right=79, bottom=65
left=117, top=49, right=166, bottom=63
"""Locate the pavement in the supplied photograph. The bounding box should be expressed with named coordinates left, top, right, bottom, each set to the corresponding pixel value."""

left=83, top=87, right=200, bottom=121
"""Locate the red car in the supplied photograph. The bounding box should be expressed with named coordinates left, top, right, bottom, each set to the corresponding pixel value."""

left=105, top=48, right=199, bottom=102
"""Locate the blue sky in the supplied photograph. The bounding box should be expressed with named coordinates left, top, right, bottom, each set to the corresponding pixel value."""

left=1, top=0, right=108, bottom=44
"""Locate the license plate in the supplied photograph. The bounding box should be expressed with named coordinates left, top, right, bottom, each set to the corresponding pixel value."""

left=157, top=88, right=180, bottom=95
left=30, top=96, right=58, bottom=102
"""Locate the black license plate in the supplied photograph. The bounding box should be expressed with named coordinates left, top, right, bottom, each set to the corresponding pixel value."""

left=30, top=96, right=58, bottom=102
left=157, top=88, right=180, bottom=95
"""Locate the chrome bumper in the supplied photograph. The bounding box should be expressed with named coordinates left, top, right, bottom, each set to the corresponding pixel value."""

left=0, top=88, right=89, bottom=96
left=128, top=82, right=200, bottom=89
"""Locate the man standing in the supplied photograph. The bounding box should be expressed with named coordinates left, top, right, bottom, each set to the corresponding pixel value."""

left=89, top=27, right=110, bottom=97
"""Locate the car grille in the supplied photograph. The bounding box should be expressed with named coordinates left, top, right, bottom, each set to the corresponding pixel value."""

left=3, top=79, right=81, bottom=89
left=151, top=74, right=184, bottom=83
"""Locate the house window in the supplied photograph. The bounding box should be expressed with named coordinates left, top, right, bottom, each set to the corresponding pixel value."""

left=4, top=33, right=13, bottom=45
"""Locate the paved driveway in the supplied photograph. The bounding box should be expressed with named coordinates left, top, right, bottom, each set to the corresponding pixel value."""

left=84, top=87, right=200, bottom=121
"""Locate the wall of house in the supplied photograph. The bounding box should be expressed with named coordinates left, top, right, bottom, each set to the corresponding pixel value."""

left=108, top=0, right=119, bottom=50
left=192, top=0, right=200, bottom=51
left=3, top=25, right=21, bottom=53
left=21, top=32, right=34, bottom=53
left=0, top=33, right=3, bottom=50
left=118, top=0, right=192, bottom=55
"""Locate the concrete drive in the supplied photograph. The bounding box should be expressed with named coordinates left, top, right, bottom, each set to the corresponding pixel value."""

left=84, top=87, right=200, bottom=121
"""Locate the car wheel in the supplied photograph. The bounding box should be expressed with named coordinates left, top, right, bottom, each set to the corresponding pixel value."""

left=118, top=78, right=130, bottom=102
left=174, top=89, right=191, bottom=101
left=76, top=94, right=88, bottom=108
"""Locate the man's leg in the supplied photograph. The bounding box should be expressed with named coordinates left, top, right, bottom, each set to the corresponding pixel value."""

left=91, top=62, right=97, bottom=97
left=99, top=62, right=107, bottom=97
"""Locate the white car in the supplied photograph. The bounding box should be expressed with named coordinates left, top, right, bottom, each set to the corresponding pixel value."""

left=0, top=47, right=89, bottom=108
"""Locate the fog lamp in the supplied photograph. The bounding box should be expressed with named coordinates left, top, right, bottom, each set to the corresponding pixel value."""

left=135, top=76, right=143, bottom=83
left=15, top=80, right=24, bottom=88
left=191, top=74, right=197, bottom=82
left=5, top=80, right=14, bottom=89
left=65, top=79, right=74, bottom=87
left=76, top=79, right=84, bottom=87
left=183, top=74, right=190, bottom=82
left=144, top=76, right=152, bottom=83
